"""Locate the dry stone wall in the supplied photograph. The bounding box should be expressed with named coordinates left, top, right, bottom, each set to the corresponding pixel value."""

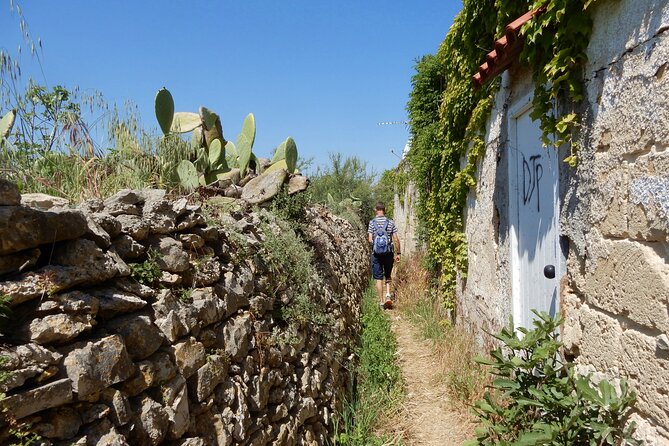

left=0, top=179, right=369, bottom=446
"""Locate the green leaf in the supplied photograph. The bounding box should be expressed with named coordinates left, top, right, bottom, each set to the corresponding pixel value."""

left=0, top=109, right=16, bottom=140
left=200, top=106, right=218, bottom=130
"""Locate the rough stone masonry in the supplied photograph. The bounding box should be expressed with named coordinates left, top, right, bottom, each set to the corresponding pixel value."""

left=0, top=177, right=369, bottom=445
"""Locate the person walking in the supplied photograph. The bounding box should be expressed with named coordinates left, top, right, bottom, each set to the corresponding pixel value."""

left=368, top=202, right=401, bottom=309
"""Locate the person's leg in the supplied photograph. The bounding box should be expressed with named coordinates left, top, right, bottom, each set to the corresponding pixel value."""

left=371, top=254, right=385, bottom=306
left=376, top=279, right=384, bottom=305
left=382, top=254, right=395, bottom=307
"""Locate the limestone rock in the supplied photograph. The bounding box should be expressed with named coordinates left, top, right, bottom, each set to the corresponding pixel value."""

left=176, top=211, right=206, bottom=231
left=78, top=198, right=104, bottom=214
left=120, top=359, right=158, bottom=396
left=111, top=234, right=146, bottom=261
left=113, top=278, right=157, bottom=299
left=0, top=247, right=40, bottom=276
left=143, top=194, right=177, bottom=234
left=179, top=233, right=205, bottom=250
left=21, top=192, right=69, bottom=210
left=130, top=395, right=169, bottom=446
left=241, top=168, right=287, bottom=204
left=177, top=438, right=207, bottom=446
left=37, top=290, right=99, bottom=315
left=115, top=214, right=150, bottom=240
left=0, top=206, right=87, bottom=255
left=171, top=337, right=206, bottom=379
left=0, top=343, right=62, bottom=392
left=152, top=290, right=198, bottom=342
left=64, top=335, right=135, bottom=399
left=192, top=354, right=228, bottom=402
left=223, top=314, right=253, bottom=361
left=185, top=257, right=221, bottom=288
left=103, top=189, right=143, bottom=216
left=2, top=378, right=73, bottom=419
left=21, top=313, right=95, bottom=345
left=105, top=314, right=164, bottom=360
left=288, top=175, right=309, bottom=195
left=163, top=375, right=189, bottom=439
left=89, top=287, right=147, bottom=318
left=34, top=406, right=82, bottom=440
left=190, top=287, right=226, bottom=327
left=83, top=417, right=130, bottom=445
left=92, top=212, right=122, bottom=238
left=102, top=388, right=132, bottom=426
left=0, top=179, right=21, bottom=205
left=148, top=235, right=189, bottom=273
left=84, top=214, right=111, bottom=248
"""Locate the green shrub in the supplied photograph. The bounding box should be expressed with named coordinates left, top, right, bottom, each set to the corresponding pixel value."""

left=129, top=251, right=162, bottom=286
left=466, top=311, right=638, bottom=446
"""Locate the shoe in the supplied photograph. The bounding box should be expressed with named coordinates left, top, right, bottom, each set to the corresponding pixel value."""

left=379, top=303, right=385, bottom=310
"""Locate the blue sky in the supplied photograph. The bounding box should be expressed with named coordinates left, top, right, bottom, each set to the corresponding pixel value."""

left=0, top=1, right=461, bottom=176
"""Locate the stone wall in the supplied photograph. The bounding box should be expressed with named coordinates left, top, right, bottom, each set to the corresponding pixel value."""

left=392, top=178, right=420, bottom=257
left=459, top=0, right=669, bottom=443
left=0, top=180, right=369, bottom=445
left=561, top=1, right=669, bottom=442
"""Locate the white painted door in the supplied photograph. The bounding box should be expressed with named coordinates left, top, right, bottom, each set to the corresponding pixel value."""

left=509, top=98, right=560, bottom=330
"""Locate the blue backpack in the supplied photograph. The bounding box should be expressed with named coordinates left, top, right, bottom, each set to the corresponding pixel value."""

left=372, top=220, right=392, bottom=255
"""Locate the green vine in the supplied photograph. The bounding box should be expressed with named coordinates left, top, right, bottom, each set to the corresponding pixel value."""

left=407, top=0, right=597, bottom=305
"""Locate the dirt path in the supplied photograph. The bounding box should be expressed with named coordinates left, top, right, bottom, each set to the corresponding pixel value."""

left=388, top=314, right=476, bottom=446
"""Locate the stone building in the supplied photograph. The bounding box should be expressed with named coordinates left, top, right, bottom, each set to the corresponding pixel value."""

left=460, top=0, right=669, bottom=443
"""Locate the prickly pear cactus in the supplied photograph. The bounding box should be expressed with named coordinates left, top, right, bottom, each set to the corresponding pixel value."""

left=176, top=160, right=199, bottom=190
left=284, top=137, right=298, bottom=173
left=225, top=141, right=239, bottom=168
left=171, top=112, right=201, bottom=133
left=237, top=113, right=256, bottom=176
left=155, top=88, right=174, bottom=135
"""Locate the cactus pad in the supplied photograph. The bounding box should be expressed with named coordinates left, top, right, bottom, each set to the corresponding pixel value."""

left=155, top=88, right=174, bottom=135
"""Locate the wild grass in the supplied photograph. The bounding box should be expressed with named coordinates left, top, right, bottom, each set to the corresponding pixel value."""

left=394, top=254, right=489, bottom=406
left=333, top=284, right=404, bottom=446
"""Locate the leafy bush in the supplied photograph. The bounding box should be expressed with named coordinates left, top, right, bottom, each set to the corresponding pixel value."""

left=129, top=251, right=162, bottom=286
left=467, top=311, right=638, bottom=446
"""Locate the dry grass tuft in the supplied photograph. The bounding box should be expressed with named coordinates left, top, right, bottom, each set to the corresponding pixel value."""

left=394, top=254, right=489, bottom=406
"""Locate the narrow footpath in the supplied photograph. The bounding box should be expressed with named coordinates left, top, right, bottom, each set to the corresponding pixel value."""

left=388, top=314, right=476, bottom=446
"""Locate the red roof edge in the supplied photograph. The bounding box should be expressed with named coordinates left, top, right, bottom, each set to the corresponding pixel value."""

left=472, top=7, right=546, bottom=89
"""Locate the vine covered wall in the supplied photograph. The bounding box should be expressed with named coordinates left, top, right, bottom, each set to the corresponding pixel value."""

left=406, top=0, right=598, bottom=304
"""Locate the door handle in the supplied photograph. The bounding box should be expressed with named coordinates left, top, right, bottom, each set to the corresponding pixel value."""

left=544, top=265, right=555, bottom=279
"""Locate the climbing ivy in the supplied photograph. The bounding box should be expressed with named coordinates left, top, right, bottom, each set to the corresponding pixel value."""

left=407, top=0, right=598, bottom=306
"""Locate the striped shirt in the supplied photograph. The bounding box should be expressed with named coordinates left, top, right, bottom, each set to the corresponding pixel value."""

left=367, top=216, right=398, bottom=237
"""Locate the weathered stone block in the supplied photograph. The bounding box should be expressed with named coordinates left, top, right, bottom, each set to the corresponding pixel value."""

left=106, top=314, right=164, bottom=360
left=0, top=247, right=40, bottom=276
left=21, top=313, right=95, bottom=345
left=0, top=206, right=87, bottom=255
left=583, top=239, right=669, bottom=333
left=241, top=168, right=287, bottom=205
left=21, top=192, right=69, bottom=210
left=0, top=179, right=21, bottom=206
left=171, top=337, right=206, bottom=379
left=64, top=335, right=135, bottom=399
left=148, top=235, right=189, bottom=273
left=2, top=378, right=73, bottom=419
